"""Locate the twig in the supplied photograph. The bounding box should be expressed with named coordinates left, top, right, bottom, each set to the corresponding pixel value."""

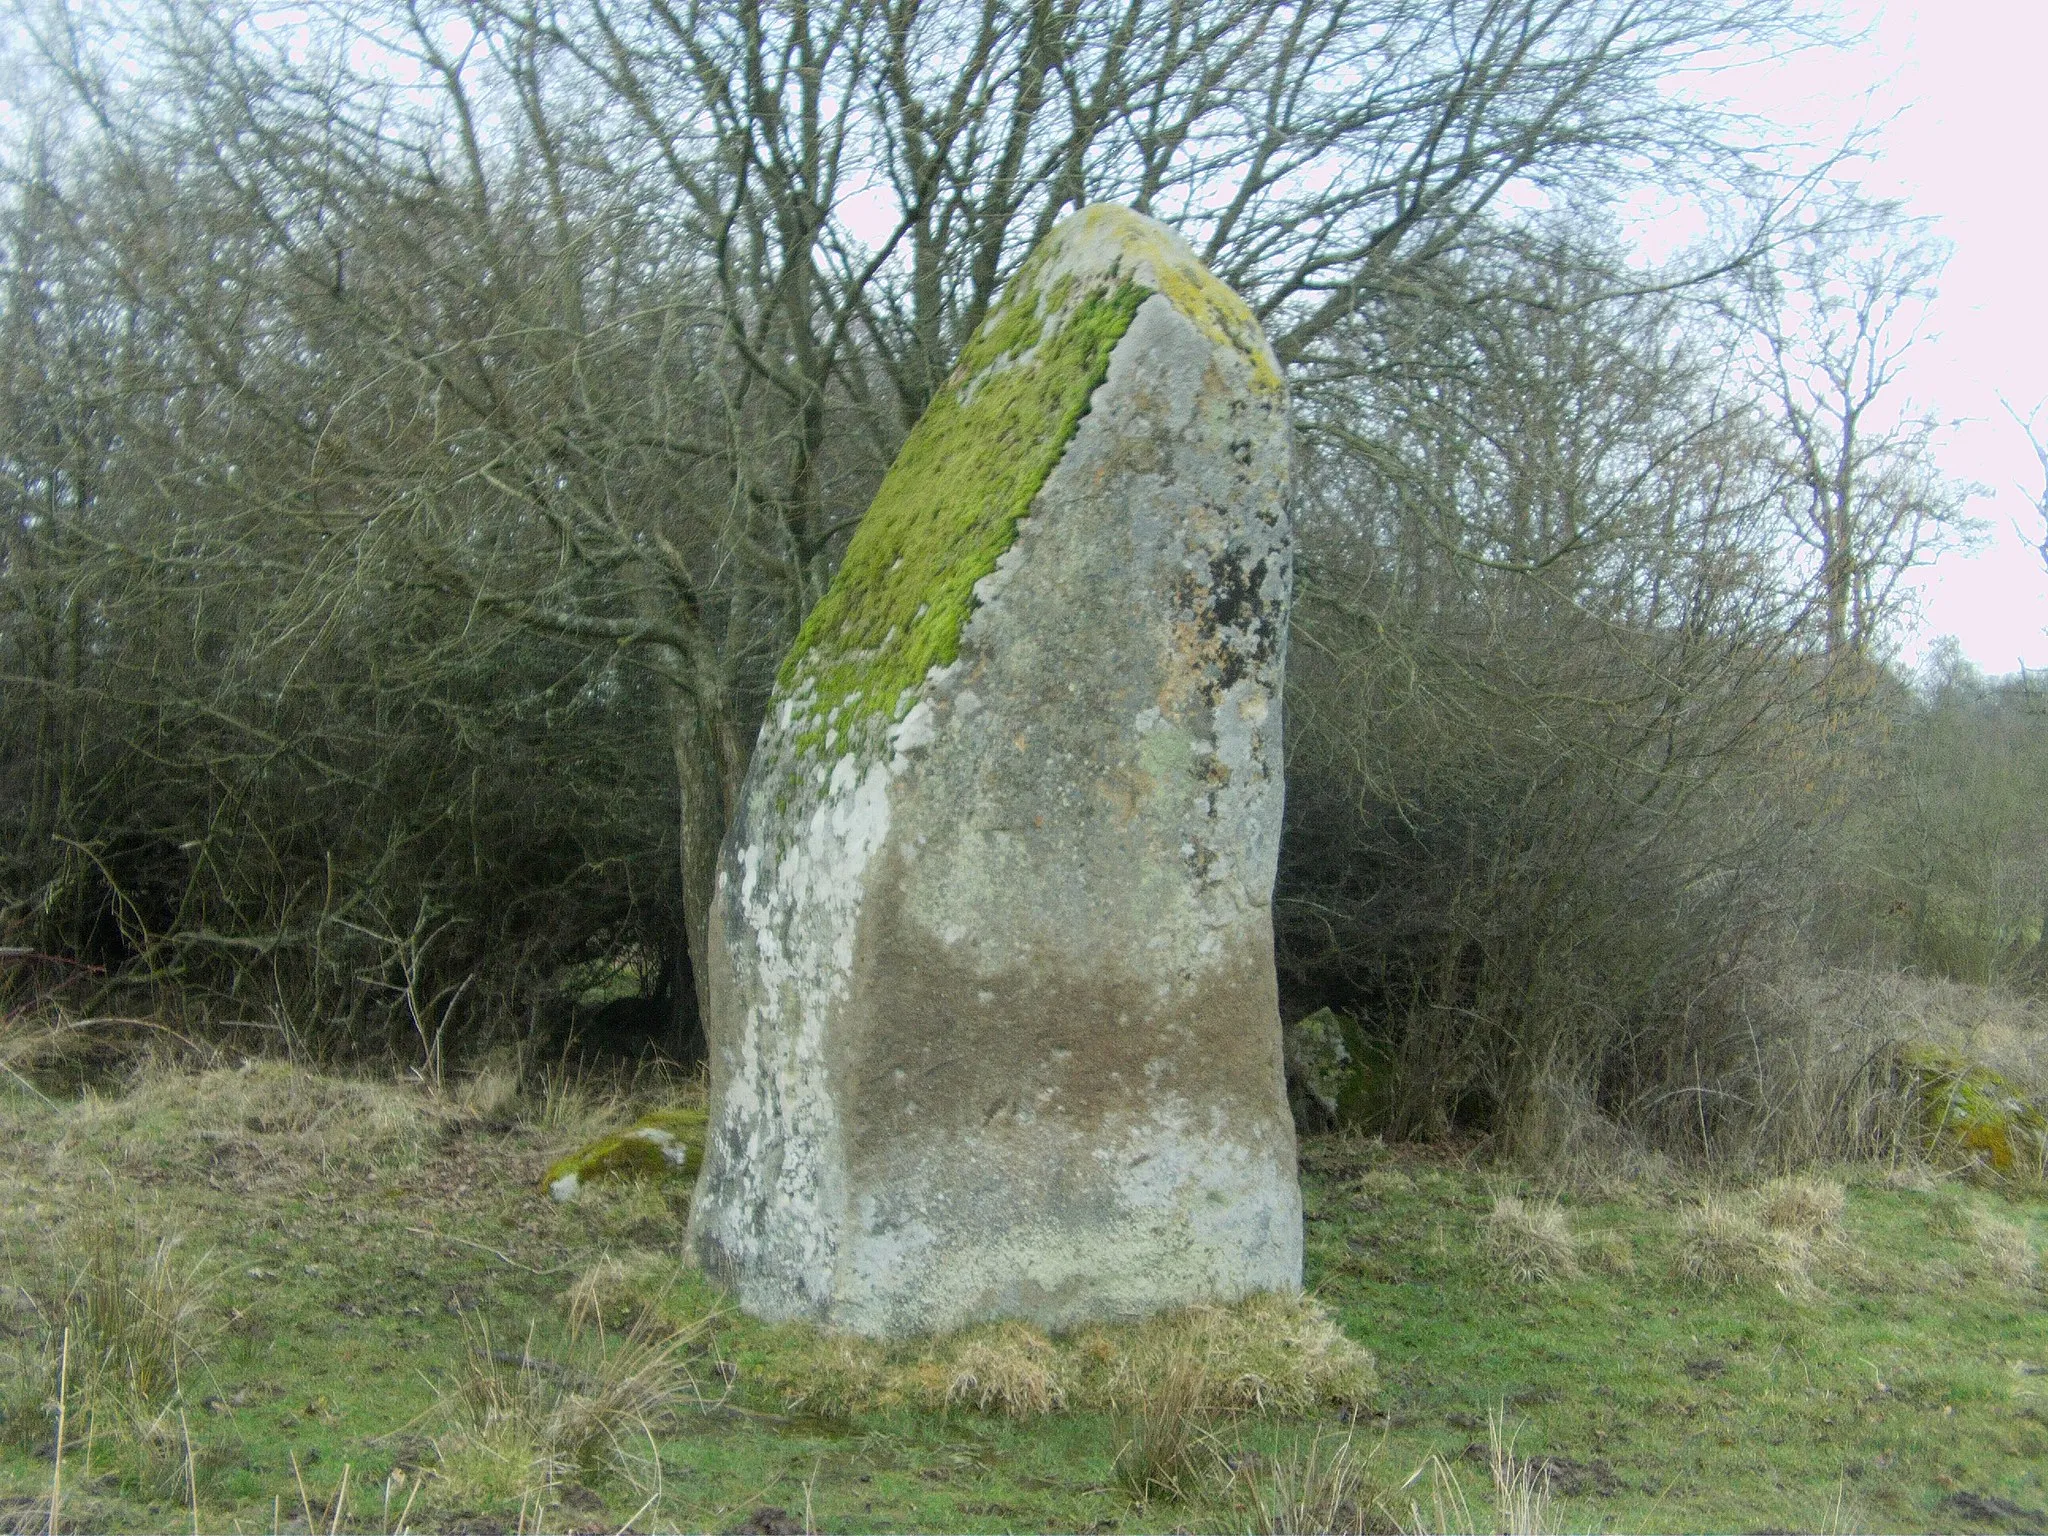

left=0, top=950, right=105, bottom=971
left=291, top=1451, right=316, bottom=1534
left=615, top=1488, right=661, bottom=1535
left=391, top=1472, right=422, bottom=1536
left=328, top=1462, right=352, bottom=1535
left=1, top=1059, right=56, bottom=1106
left=402, top=1225, right=567, bottom=1275
left=181, top=1408, right=199, bottom=1536
left=49, top=1326, right=68, bottom=1536
left=53, top=1016, right=211, bottom=1054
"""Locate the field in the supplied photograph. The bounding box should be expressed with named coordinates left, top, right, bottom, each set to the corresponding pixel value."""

left=0, top=1052, right=2044, bottom=1535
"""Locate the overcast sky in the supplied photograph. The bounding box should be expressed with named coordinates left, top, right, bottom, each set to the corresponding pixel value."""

left=1710, top=0, right=2048, bottom=676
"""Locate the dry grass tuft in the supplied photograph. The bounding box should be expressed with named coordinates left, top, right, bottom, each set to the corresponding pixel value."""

left=1880, top=1162, right=1938, bottom=1194
left=68, top=1061, right=440, bottom=1178
left=523, top=1059, right=621, bottom=1141
left=1232, top=1427, right=1398, bottom=1535
left=1484, top=1411, right=1561, bottom=1536
left=430, top=1311, right=697, bottom=1514
left=1582, top=1230, right=1637, bottom=1276
left=1349, top=1168, right=1414, bottom=1204
left=453, top=1062, right=522, bottom=1121
left=751, top=1291, right=1374, bottom=1423
left=562, top=1250, right=678, bottom=1336
left=1677, top=1195, right=1810, bottom=1292
left=1923, top=1187, right=1979, bottom=1240
left=945, top=1322, right=1065, bottom=1417
left=1113, top=1353, right=1213, bottom=1505
left=1147, top=1292, right=1377, bottom=1415
left=1759, top=1175, right=1846, bottom=1240
left=1967, top=1213, right=2038, bottom=1287
left=1396, top=1412, right=1559, bottom=1536
left=0, top=1217, right=216, bottom=1504
left=61, top=1222, right=215, bottom=1418
left=1479, top=1196, right=1579, bottom=1285
left=778, top=1334, right=889, bottom=1422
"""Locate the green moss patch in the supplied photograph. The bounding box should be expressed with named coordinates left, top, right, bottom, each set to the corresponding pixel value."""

left=542, top=1107, right=706, bottom=1201
left=1893, top=1044, right=2048, bottom=1179
left=778, top=258, right=1146, bottom=744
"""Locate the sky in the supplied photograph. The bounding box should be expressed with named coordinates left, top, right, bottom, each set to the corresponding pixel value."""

left=1701, top=0, right=2048, bottom=676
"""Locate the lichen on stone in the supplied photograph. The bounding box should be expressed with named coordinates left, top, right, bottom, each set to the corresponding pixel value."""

left=542, top=1106, right=707, bottom=1202
left=1057, top=205, right=1283, bottom=397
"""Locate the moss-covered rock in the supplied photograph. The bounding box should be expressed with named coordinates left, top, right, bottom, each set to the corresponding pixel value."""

left=1282, top=1007, right=1351, bottom=1131
left=1892, top=1044, right=2047, bottom=1179
left=542, top=1107, right=707, bottom=1202
left=1281, top=1008, right=1399, bottom=1136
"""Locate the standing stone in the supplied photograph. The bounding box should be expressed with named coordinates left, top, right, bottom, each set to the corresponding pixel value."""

left=689, top=205, right=1299, bottom=1337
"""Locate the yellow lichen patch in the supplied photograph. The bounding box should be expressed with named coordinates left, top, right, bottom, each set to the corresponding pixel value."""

left=1893, top=1044, right=2048, bottom=1179
left=542, top=1107, right=706, bottom=1201
left=1068, top=205, right=1283, bottom=395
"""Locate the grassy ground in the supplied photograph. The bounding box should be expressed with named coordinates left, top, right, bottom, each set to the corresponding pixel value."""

left=0, top=1055, right=2044, bottom=1534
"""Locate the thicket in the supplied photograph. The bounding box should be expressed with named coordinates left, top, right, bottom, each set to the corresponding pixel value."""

left=0, top=0, right=2021, bottom=1162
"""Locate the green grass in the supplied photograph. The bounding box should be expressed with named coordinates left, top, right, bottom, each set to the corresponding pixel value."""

left=0, top=1060, right=2044, bottom=1533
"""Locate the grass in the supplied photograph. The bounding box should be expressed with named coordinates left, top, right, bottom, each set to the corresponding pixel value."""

left=1112, top=1354, right=1211, bottom=1506
left=1675, top=1193, right=1814, bottom=1293
left=0, top=1047, right=2044, bottom=1532
left=427, top=1308, right=698, bottom=1518
left=1479, top=1196, right=1579, bottom=1286
left=1225, top=1425, right=1398, bottom=1534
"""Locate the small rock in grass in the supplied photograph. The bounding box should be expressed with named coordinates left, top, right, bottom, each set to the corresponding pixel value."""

left=542, top=1107, right=706, bottom=1201
left=1891, top=1044, right=2048, bottom=1179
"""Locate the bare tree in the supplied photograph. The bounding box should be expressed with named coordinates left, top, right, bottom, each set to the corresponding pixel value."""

left=1751, top=202, right=1975, bottom=664
left=2004, top=398, right=2048, bottom=576
left=1279, top=242, right=1822, bottom=1155
left=2, top=0, right=1829, bottom=1032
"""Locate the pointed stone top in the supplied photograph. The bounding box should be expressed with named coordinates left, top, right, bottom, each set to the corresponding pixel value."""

left=1034, top=206, right=1281, bottom=394
left=774, top=204, right=1281, bottom=753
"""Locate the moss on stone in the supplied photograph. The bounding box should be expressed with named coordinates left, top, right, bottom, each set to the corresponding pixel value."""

left=1893, top=1044, right=2048, bottom=1179
left=779, top=267, right=1147, bottom=742
left=767, top=206, right=1288, bottom=755
left=542, top=1107, right=707, bottom=1201
left=1282, top=1008, right=1397, bottom=1135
